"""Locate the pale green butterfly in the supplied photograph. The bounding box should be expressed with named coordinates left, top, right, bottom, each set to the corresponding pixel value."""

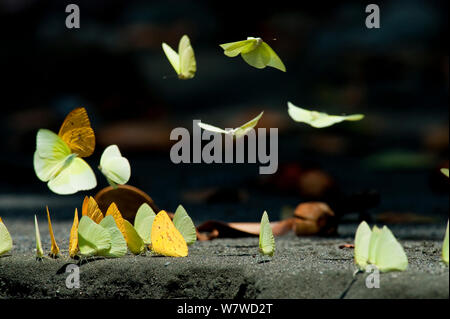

left=220, top=37, right=286, bottom=72
left=78, top=216, right=111, bottom=257
left=287, top=102, right=364, bottom=128
left=33, top=108, right=97, bottom=195
left=354, top=221, right=371, bottom=269
left=441, top=168, right=449, bottom=178
left=134, top=203, right=156, bottom=245
left=442, top=221, right=449, bottom=265
left=0, top=218, right=13, bottom=256
left=162, top=34, right=196, bottom=79
left=34, top=215, right=44, bottom=259
left=354, top=221, right=408, bottom=272
left=173, top=205, right=196, bottom=246
left=259, top=211, right=275, bottom=257
left=368, top=225, right=381, bottom=264
left=198, top=111, right=264, bottom=139
left=99, top=145, right=131, bottom=188
left=98, top=215, right=127, bottom=258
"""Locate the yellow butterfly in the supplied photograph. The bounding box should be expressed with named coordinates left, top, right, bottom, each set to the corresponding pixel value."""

left=259, top=211, right=275, bottom=257
left=69, top=208, right=79, bottom=258
left=220, top=37, right=286, bottom=72
left=122, top=219, right=145, bottom=255
left=162, top=35, right=196, bottom=79
left=151, top=211, right=188, bottom=257
left=105, top=202, right=145, bottom=254
left=34, top=215, right=44, bottom=260
left=288, top=102, right=364, bottom=128
left=46, top=206, right=60, bottom=258
left=34, top=108, right=97, bottom=195
left=443, top=221, right=449, bottom=265
left=0, top=217, right=13, bottom=256
left=198, top=112, right=264, bottom=139
left=105, top=202, right=127, bottom=242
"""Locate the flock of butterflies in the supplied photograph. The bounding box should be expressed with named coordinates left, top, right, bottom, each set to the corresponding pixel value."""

left=0, top=35, right=449, bottom=271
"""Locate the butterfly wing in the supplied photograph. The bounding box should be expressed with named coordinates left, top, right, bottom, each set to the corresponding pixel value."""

left=311, top=114, right=364, bottom=128
left=123, top=219, right=145, bottom=255
left=58, top=107, right=95, bottom=158
left=100, top=145, right=131, bottom=185
left=69, top=208, right=79, bottom=258
left=343, top=114, right=365, bottom=121
left=134, top=203, right=156, bottom=245
left=99, top=216, right=127, bottom=258
left=241, top=43, right=271, bottom=69
left=34, top=129, right=71, bottom=182
left=259, top=211, right=275, bottom=257
left=162, top=42, right=181, bottom=75
left=261, top=42, right=286, bottom=72
left=287, top=102, right=315, bottom=124
left=48, top=157, right=97, bottom=195
left=374, top=226, right=408, bottom=272
left=46, top=207, right=60, bottom=257
left=234, top=111, right=264, bottom=138
left=287, top=102, right=364, bottom=128
left=443, top=221, right=449, bottom=265
left=82, top=196, right=104, bottom=224
left=220, top=39, right=257, bottom=57
left=178, top=35, right=196, bottom=79
left=0, top=219, right=13, bottom=256
left=368, top=226, right=381, bottom=264
left=197, top=122, right=230, bottom=134
left=151, top=210, right=188, bottom=257
left=354, top=221, right=372, bottom=269
left=105, top=202, right=127, bottom=243
left=78, top=216, right=111, bottom=256
left=173, top=205, right=196, bottom=245
left=34, top=215, right=44, bottom=258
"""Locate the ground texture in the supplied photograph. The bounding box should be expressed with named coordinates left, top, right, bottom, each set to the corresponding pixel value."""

left=0, top=220, right=448, bottom=299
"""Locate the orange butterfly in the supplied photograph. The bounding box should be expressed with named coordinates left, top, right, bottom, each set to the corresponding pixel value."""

left=82, top=196, right=104, bottom=224
left=58, top=107, right=95, bottom=157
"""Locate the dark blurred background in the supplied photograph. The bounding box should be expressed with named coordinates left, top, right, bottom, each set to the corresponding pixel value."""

left=0, top=0, right=448, bottom=228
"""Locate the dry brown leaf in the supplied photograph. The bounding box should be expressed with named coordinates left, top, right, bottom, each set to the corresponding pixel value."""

left=294, top=202, right=337, bottom=236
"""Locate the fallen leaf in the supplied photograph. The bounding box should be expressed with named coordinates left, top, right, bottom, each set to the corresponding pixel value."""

left=196, top=219, right=295, bottom=240
left=294, top=202, right=337, bottom=236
